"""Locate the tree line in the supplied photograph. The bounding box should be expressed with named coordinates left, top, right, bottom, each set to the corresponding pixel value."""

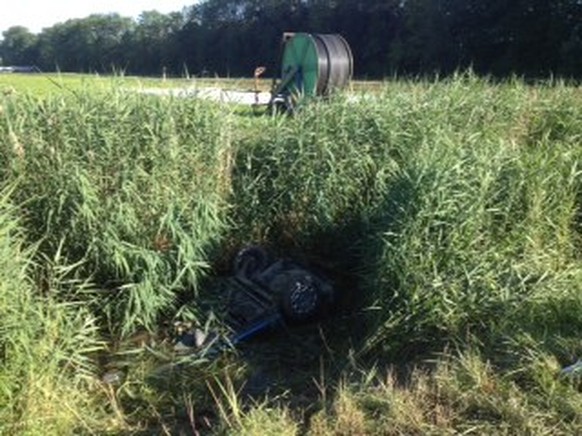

left=1, top=0, right=581, bottom=79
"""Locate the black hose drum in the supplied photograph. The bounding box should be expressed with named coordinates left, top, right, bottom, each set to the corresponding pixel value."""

left=272, top=33, right=353, bottom=104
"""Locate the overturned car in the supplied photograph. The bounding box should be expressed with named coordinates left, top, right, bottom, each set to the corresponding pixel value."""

left=176, top=246, right=335, bottom=356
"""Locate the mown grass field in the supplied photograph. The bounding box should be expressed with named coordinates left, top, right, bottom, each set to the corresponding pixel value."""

left=1, top=72, right=581, bottom=434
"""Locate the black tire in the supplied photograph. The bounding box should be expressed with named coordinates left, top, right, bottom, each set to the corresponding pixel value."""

left=280, top=275, right=322, bottom=323
left=233, top=246, right=270, bottom=280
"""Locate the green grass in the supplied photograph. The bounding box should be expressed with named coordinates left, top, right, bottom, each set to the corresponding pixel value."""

left=0, top=72, right=123, bottom=96
left=0, top=73, right=581, bottom=434
left=0, top=72, right=275, bottom=96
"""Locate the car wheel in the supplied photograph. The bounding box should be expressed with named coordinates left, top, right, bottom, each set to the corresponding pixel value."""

left=233, top=246, right=270, bottom=279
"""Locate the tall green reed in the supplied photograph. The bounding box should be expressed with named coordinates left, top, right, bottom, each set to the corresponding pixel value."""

left=0, top=89, right=231, bottom=333
left=228, top=74, right=582, bottom=362
left=359, top=77, right=582, bottom=358
left=0, top=187, right=111, bottom=434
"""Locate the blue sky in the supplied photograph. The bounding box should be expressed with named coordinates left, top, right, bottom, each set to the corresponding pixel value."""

left=1, top=1, right=195, bottom=35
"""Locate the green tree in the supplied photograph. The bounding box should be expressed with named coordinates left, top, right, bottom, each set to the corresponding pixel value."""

left=0, top=26, right=38, bottom=65
left=5, top=0, right=582, bottom=79
left=126, top=11, right=183, bottom=74
left=36, top=14, right=133, bottom=72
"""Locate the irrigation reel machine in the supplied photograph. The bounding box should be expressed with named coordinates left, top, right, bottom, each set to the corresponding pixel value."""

left=267, top=32, right=354, bottom=113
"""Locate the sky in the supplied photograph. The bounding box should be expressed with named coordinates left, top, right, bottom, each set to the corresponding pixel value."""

left=0, top=1, right=195, bottom=35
